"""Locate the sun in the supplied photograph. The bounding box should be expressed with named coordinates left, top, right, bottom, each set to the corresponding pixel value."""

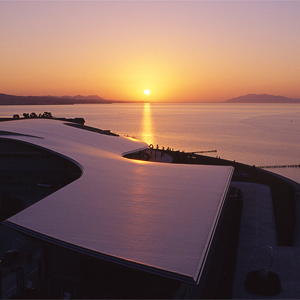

left=144, top=89, right=150, bottom=95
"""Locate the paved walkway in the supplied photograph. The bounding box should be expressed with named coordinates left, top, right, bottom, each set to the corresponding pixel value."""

left=232, top=182, right=300, bottom=299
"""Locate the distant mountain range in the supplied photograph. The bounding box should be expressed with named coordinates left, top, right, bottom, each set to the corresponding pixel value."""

left=1, top=93, right=300, bottom=105
left=0, top=93, right=122, bottom=105
left=225, top=94, right=300, bottom=103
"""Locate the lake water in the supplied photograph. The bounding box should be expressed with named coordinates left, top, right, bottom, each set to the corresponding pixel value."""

left=1, top=103, right=300, bottom=184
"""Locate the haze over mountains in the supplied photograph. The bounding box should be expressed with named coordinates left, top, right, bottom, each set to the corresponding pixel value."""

left=225, top=94, right=300, bottom=103
left=1, top=93, right=300, bottom=105
left=0, top=93, right=120, bottom=105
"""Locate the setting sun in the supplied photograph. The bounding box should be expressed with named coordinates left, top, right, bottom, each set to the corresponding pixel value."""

left=1, top=1, right=300, bottom=102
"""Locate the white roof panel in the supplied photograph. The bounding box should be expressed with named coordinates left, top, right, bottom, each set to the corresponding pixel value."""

left=1, top=119, right=233, bottom=283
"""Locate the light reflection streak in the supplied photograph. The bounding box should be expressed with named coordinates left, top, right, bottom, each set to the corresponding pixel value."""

left=121, top=164, right=158, bottom=253
left=141, top=103, right=153, bottom=146
left=120, top=104, right=155, bottom=250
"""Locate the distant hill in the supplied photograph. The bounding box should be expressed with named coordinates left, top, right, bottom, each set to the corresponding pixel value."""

left=225, top=94, right=300, bottom=103
left=0, top=93, right=122, bottom=105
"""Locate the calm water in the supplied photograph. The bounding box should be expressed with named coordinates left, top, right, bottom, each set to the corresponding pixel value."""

left=1, top=103, right=300, bottom=184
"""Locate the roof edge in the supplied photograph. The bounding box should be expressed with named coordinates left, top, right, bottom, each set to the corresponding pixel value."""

left=3, top=220, right=198, bottom=284
left=194, top=166, right=235, bottom=283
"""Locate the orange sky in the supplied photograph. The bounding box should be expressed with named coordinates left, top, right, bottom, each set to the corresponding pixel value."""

left=1, top=1, right=300, bottom=102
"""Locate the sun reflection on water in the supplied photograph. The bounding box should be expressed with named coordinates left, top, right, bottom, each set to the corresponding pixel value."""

left=141, top=103, right=153, bottom=145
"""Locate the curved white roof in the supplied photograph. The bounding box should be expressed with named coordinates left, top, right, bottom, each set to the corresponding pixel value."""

left=1, top=119, right=233, bottom=284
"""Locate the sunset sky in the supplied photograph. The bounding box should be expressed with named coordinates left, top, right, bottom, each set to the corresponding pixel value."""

left=1, top=1, right=300, bottom=103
